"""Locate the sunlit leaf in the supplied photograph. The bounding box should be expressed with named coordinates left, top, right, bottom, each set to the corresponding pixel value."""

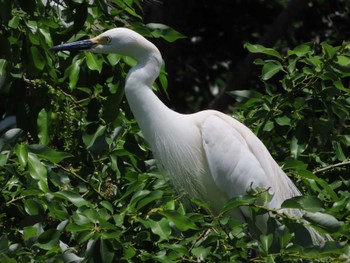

left=86, top=53, right=103, bottom=73
left=245, top=43, right=282, bottom=59
left=287, top=43, right=313, bottom=57
left=37, top=108, right=49, bottom=145
left=14, top=144, right=28, bottom=168
left=28, top=152, right=48, bottom=192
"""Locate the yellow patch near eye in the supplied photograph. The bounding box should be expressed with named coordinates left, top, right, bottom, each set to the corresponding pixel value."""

left=91, top=36, right=111, bottom=45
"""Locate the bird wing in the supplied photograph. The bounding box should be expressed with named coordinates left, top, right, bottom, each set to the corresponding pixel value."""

left=202, top=115, right=272, bottom=199
left=201, top=114, right=324, bottom=241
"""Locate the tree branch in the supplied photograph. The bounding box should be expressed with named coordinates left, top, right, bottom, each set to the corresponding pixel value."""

left=314, top=160, right=350, bottom=174
left=207, top=0, right=309, bottom=111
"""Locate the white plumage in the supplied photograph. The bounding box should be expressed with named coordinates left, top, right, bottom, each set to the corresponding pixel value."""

left=51, top=27, right=328, bottom=244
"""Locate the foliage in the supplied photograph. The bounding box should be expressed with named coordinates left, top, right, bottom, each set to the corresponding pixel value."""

left=0, top=0, right=350, bottom=262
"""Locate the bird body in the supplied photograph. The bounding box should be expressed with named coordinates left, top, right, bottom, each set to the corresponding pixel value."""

left=51, top=28, right=327, bottom=244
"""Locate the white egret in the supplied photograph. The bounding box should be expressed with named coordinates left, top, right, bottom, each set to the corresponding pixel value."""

left=51, top=28, right=327, bottom=245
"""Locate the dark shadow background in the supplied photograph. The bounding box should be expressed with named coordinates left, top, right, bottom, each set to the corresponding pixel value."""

left=141, top=0, right=350, bottom=113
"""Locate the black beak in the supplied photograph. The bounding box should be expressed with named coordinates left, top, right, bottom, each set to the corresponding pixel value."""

left=50, top=39, right=97, bottom=52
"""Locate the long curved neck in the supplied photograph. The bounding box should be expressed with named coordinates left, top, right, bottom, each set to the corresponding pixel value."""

left=124, top=49, right=174, bottom=143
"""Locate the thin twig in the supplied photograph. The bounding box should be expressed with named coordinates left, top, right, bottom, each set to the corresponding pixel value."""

left=56, top=164, right=105, bottom=198
left=314, top=160, right=350, bottom=174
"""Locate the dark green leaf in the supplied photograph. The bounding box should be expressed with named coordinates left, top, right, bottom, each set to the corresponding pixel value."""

left=83, top=125, right=106, bottom=149
left=159, top=210, right=198, bottom=231
left=149, top=218, right=171, bottom=241
left=275, top=116, right=291, bottom=126
left=0, top=128, right=23, bottom=151
left=54, top=191, right=90, bottom=207
left=36, top=229, right=60, bottom=250
left=221, top=196, right=256, bottom=214
left=303, top=212, right=340, bottom=232
left=28, top=144, right=73, bottom=163
left=30, top=46, right=45, bottom=70
left=281, top=196, right=324, bottom=213
left=261, top=61, right=283, bottom=80
left=98, top=238, right=115, bottom=263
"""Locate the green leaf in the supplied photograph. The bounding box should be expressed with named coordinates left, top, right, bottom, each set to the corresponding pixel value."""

left=83, top=125, right=106, bottom=149
left=283, top=157, right=308, bottom=170
left=290, top=136, right=306, bottom=159
left=191, top=246, right=211, bottom=261
left=37, top=108, right=49, bottom=145
left=288, top=43, right=312, bottom=57
left=36, top=229, right=60, bottom=250
left=30, top=46, right=45, bottom=70
left=15, top=144, right=28, bottom=168
left=159, top=210, right=198, bottom=231
left=245, top=43, right=282, bottom=59
left=149, top=218, right=171, bottom=241
left=321, top=42, right=339, bottom=59
left=24, top=199, right=42, bottom=215
left=0, top=128, right=23, bottom=151
left=261, top=60, right=283, bottom=80
left=28, top=152, right=48, bottom=191
left=107, top=54, right=120, bottom=66
left=303, top=212, right=340, bottom=232
left=221, top=196, right=256, bottom=214
left=0, top=59, right=7, bottom=76
left=229, top=90, right=263, bottom=103
left=54, top=191, right=90, bottom=208
left=100, top=201, right=114, bottom=214
left=98, top=238, right=114, bottom=263
left=275, top=115, right=291, bottom=126
left=23, top=226, right=38, bottom=242
left=146, top=23, right=186, bottom=42
left=136, top=190, right=163, bottom=210
left=335, top=55, right=350, bottom=67
left=333, top=141, right=346, bottom=161
left=28, top=144, right=73, bottom=163
left=296, top=170, right=339, bottom=201
left=65, top=57, right=83, bottom=89
left=86, top=53, right=103, bottom=73
left=0, top=154, right=6, bottom=166
left=281, top=196, right=324, bottom=213
left=8, top=16, right=20, bottom=29
left=260, top=233, right=273, bottom=253
left=62, top=253, right=84, bottom=263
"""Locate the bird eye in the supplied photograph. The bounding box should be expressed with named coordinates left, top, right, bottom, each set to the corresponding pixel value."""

left=103, top=36, right=112, bottom=44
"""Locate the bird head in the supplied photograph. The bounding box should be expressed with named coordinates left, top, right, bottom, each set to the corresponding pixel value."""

left=50, top=28, right=158, bottom=62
